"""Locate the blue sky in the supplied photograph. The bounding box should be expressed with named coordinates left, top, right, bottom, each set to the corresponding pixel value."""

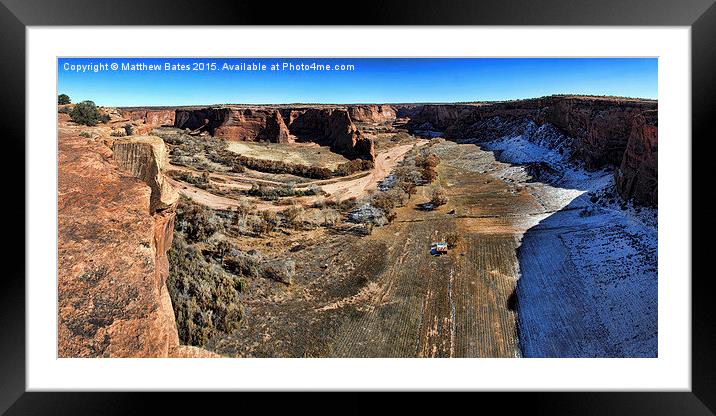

left=58, top=58, right=657, bottom=106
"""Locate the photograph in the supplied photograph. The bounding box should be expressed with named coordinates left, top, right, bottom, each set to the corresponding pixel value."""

left=56, top=57, right=658, bottom=359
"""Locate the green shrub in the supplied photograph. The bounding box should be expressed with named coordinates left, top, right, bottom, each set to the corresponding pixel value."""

left=79, top=131, right=91, bottom=138
left=58, top=94, right=71, bottom=105
left=69, top=100, right=102, bottom=126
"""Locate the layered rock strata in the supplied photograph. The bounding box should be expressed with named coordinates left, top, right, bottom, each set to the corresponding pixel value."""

left=173, top=106, right=375, bottom=161
left=348, top=104, right=397, bottom=123
left=58, top=133, right=216, bottom=357
left=405, top=96, right=658, bottom=205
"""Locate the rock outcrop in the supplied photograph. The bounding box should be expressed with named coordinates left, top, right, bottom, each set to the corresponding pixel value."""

left=121, top=109, right=175, bottom=127
left=407, top=104, right=471, bottom=131
left=257, top=110, right=292, bottom=143
left=112, top=136, right=179, bottom=212
left=289, top=108, right=376, bottom=160
left=348, top=104, right=397, bottom=124
left=175, top=107, right=267, bottom=140
left=615, top=110, right=658, bottom=205
left=58, top=131, right=216, bottom=357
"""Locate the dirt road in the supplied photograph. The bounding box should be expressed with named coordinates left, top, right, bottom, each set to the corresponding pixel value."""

left=321, top=142, right=425, bottom=199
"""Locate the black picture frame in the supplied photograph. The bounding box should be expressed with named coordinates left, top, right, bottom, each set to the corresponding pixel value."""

left=2, top=0, right=712, bottom=413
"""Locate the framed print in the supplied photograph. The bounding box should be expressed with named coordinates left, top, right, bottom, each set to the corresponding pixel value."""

left=3, top=0, right=713, bottom=413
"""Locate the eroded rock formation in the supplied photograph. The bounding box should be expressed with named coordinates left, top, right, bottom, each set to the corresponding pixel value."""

left=58, top=132, right=217, bottom=357
left=112, top=136, right=179, bottom=212
left=289, top=108, right=376, bottom=160
left=121, top=109, right=175, bottom=127
left=257, top=110, right=292, bottom=143
left=348, top=104, right=397, bottom=124
left=615, top=110, right=658, bottom=205
left=173, top=106, right=375, bottom=160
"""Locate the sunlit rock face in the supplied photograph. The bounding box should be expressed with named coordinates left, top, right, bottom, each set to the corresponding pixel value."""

left=58, top=130, right=217, bottom=357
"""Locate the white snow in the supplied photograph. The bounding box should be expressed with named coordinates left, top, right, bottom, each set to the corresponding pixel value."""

left=458, top=118, right=658, bottom=357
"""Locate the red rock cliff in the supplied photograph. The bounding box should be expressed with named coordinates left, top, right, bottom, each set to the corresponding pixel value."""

left=288, top=108, right=376, bottom=160
left=121, top=109, right=175, bottom=127
left=615, top=110, right=658, bottom=205
left=348, top=104, right=397, bottom=123
left=406, top=96, right=658, bottom=205
left=174, top=106, right=375, bottom=161
left=58, top=132, right=217, bottom=357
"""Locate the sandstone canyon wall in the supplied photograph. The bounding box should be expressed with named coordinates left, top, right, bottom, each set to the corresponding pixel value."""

left=58, top=134, right=216, bottom=357
left=121, top=109, right=176, bottom=127
left=286, top=108, right=376, bottom=160
left=614, top=110, right=658, bottom=205
left=173, top=106, right=376, bottom=161
left=405, top=97, right=658, bottom=206
left=348, top=104, right=397, bottom=124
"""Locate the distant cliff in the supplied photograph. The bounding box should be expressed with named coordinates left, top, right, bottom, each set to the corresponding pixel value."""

left=404, top=96, right=658, bottom=206
left=172, top=106, right=376, bottom=161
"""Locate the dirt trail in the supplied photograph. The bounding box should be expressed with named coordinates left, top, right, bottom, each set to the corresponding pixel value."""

left=321, top=142, right=425, bottom=199
left=166, top=177, right=282, bottom=211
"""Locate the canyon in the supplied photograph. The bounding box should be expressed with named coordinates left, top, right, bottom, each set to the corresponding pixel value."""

left=121, top=97, right=657, bottom=206
left=58, top=95, right=658, bottom=357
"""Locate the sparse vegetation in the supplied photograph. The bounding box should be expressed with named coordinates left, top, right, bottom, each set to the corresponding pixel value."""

left=262, top=259, right=295, bottom=285
left=167, top=234, right=243, bottom=346
left=334, top=159, right=374, bottom=176
left=174, top=196, right=218, bottom=242
left=282, top=205, right=304, bottom=229
left=415, top=153, right=440, bottom=184
left=79, top=131, right=91, bottom=138
left=247, top=182, right=322, bottom=201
